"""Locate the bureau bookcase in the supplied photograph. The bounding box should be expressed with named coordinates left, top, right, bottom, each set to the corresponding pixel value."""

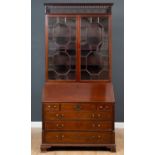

left=41, top=3, right=116, bottom=152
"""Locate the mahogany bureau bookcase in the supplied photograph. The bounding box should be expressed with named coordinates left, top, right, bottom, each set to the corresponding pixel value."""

left=41, top=3, right=116, bottom=152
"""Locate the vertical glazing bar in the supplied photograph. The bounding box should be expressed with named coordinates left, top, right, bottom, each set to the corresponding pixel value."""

left=108, top=14, right=112, bottom=81
left=76, top=16, right=81, bottom=81
left=45, top=15, right=49, bottom=81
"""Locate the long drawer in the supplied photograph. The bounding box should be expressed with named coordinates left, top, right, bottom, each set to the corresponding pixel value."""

left=44, top=111, right=113, bottom=121
left=44, top=103, right=113, bottom=112
left=43, top=131, right=115, bottom=144
left=44, top=121, right=113, bottom=131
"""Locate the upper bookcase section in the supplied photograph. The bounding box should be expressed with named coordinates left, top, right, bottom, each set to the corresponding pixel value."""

left=44, top=3, right=113, bottom=14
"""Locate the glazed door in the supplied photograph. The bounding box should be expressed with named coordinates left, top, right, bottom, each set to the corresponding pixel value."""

left=80, top=16, right=110, bottom=80
left=47, top=16, right=77, bottom=80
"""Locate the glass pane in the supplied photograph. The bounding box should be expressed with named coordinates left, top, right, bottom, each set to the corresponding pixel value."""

left=80, top=17, right=109, bottom=80
left=48, top=17, right=76, bottom=80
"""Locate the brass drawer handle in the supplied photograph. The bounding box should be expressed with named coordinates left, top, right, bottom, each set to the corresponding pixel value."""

left=56, top=124, right=64, bottom=128
left=91, top=114, right=102, bottom=118
left=56, top=135, right=64, bottom=140
left=56, top=114, right=64, bottom=119
left=92, top=124, right=101, bottom=127
left=98, top=105, right=110, bottom=110
left=47, top=105, right=58, bottom=111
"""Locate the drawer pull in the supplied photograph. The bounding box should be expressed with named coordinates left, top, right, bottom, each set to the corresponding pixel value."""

left=92, top=124, right=101, bottom=128
left=98, top=105, right=110, bottom=110
left=56, top=135, right=64, bottom=140
left=56, top=114, right=64, bottom=119
left=56, top=124, right=64, bottom=128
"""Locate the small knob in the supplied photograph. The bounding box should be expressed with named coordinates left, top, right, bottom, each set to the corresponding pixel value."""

left=48, top=105, right=51, bottom=108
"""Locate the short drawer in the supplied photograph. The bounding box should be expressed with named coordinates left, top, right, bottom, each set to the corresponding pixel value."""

left=43, top=131, right=115, bottom=144
left=44, top=111, right=113, bottom=121
left=44, top=121, right=113, bottom=131
left=60, top=103, right=96, bottom=111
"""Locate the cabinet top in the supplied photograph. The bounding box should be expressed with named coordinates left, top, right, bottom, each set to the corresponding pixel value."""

left=44, top=3, right=113, bottom=14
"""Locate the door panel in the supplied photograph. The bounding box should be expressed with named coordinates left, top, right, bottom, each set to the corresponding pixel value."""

left=47, top=16, right=76, bottom=80
left=80, top=16, right=109, bottom=80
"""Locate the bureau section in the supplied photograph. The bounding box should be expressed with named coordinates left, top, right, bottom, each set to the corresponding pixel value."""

left=42, top=103, right=114, bottom=130
left=41, top=102, right=115, bottom=151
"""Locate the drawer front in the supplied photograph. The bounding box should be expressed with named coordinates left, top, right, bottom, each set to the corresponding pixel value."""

left=61, top=103, right=96, bottom=111
left=44, top=111, right=113, bottom=121
left=44, top=121, right=113, bottom=131
left=44, top=131, right=114, bottom=144
left=44, top=103, right=113, bottom=112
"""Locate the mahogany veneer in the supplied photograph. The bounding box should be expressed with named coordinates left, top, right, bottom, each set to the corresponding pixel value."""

left=41, top=3, right=116, bottom=152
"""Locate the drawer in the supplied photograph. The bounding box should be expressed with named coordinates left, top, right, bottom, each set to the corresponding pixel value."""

left=44, top=121, right=113, bottom=131
left=61, top=103, right=96, bottom=111
left=44, top=103, right=113, bottom=112
left=44, top=104, right=59, bottom=112
left=44, top=111, right=113, bottom=121
left=44, top=131, right=115, bottom=144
